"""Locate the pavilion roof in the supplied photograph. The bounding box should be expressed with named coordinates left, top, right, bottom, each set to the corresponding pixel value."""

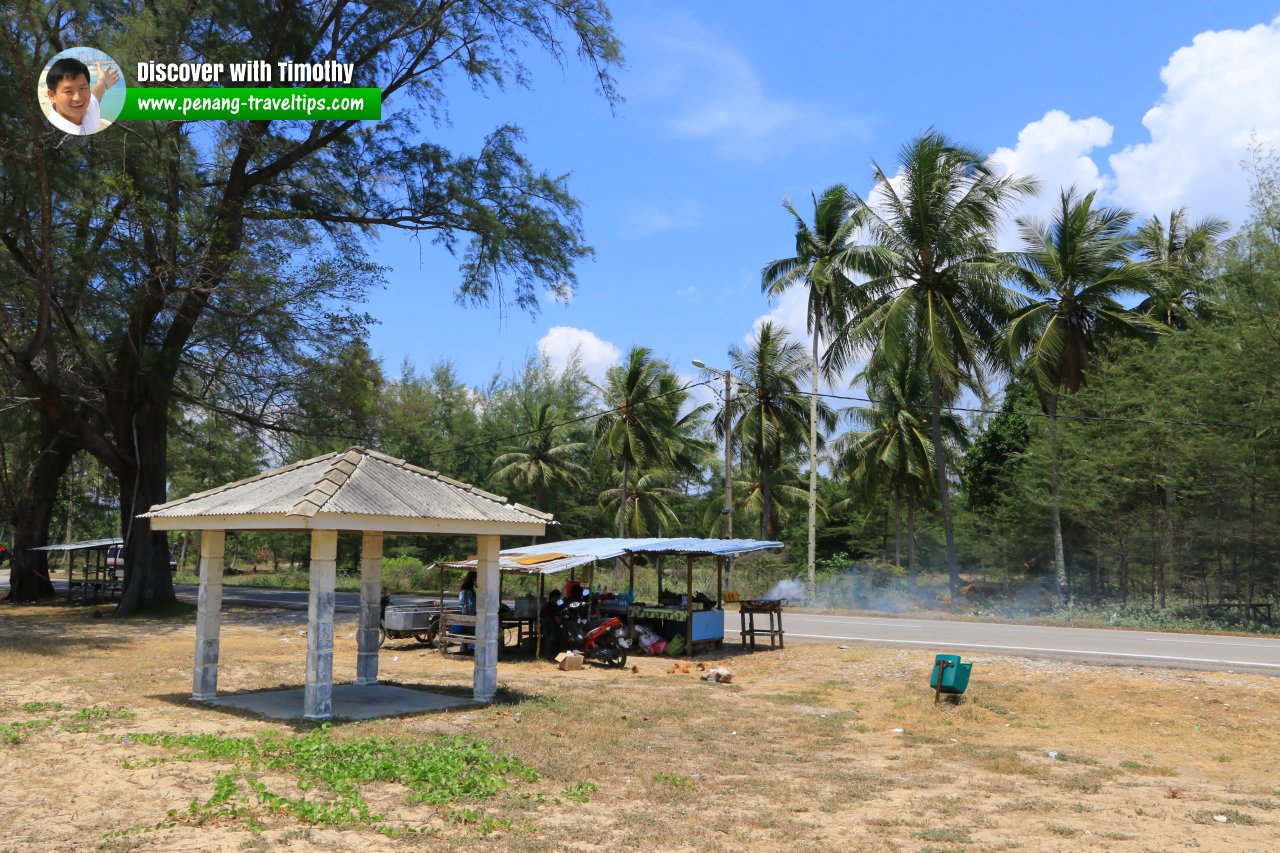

left=142, top=447, right=551, bottom=536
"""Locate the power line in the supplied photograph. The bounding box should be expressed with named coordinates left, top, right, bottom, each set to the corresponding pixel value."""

left=423, top=378, right=717, bottom=462
left=813, top=389, right=1261, bottom=431
left=417, top=374, right=1261, bottom=469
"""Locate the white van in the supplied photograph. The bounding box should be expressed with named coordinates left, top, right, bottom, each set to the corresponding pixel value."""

left=105, top=545, right=179, bottom=581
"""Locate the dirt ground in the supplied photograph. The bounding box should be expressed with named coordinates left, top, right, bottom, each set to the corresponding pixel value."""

left=1, top=603, right=1278, bottom=853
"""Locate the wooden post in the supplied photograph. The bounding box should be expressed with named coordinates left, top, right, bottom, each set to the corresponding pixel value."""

left=356, top=532, right=382, bottom=686
left=192, top=530, right=226, bottom=701
left=304, top=529, right=338, bottom=720
left=536, top=572, right=545, bottom=659
left=685, top=554, right=694, bottom=652
left=716, top=555, right=723, bottom=607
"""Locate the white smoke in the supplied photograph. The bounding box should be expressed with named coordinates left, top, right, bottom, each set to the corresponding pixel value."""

left=765, top=578, right=806, bottom=603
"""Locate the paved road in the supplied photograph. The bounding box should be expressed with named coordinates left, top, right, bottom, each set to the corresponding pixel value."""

left=5, top=573, right=1277, bottom=676
left=782, top=611, right=1280, bottom=676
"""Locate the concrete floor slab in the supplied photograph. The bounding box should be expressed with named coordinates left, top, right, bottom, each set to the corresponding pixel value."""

left=202, top=683, right=476, bottom=721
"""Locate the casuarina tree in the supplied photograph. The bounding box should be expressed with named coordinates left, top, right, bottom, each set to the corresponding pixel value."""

left=0, top=1, right=621, bottom=611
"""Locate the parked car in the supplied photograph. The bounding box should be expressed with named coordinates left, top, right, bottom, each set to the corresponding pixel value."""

left=106, top=545, right=178, bottom=580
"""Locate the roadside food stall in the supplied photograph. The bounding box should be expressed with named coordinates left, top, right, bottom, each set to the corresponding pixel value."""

left=31, top=538, right=124, bottom=600
left=480, top=537, right=784, bottom=656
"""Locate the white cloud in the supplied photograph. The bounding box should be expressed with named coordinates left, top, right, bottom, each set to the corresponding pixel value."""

left=989, top=110, right=1115, bottom=249
left=752, top=283, right=810, bottom=345
left=991, top=110, right=1113, bottom=194
left=1109, top=16, right=1280, bottom=226
left=536, top=326, right=620, bottom=386
left=633, top=15, right=867, bottom=160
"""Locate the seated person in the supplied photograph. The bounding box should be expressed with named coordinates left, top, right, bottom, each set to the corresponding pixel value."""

left=45, top=57, right=119, bottom=135
left=540, top=589, right=564, bottom=657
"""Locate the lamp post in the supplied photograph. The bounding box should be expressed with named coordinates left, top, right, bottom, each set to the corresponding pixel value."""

left=692, top=360, right=733, bottom=539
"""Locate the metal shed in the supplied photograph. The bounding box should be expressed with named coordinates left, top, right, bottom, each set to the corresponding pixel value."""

left=453, top=536, right=784, bottom=653
left=141, top=447, right=550, bottom=719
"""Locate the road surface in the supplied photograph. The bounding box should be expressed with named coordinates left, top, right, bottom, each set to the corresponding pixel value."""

left=4, top=572, right=1277, bottom=676
left=782, top=611, right=1280, bottom=676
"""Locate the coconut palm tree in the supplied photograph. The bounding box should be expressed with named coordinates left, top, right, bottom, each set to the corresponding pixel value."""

left=727, top=322, right=834, bottom=539
left=591, top=347, right=679, bottom=537
left=834, top=352, right=962, bottom=590
left=654, top=368, right=715, bottom=489
left=761, top=184, right=870, bottom=603
left=826, top=131, right=1038, bottom=607
left=600, top=469, right=682, bottom=537
left=1134, top=207, right=1229, bottom=328
left=1004, top=187, right=1159, bottom=606
left=491, top=401, right=587, bottom=513
left=724, top=454, right=810, bottom=540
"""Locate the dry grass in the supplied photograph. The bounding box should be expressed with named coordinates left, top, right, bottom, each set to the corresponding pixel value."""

left=1, top=602, right=1278, bottom=852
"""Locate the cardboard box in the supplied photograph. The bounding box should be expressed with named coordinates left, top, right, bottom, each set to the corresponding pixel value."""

left=556, top=652, right=583, bottom=671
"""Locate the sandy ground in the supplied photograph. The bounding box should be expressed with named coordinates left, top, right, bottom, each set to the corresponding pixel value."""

left=1, top=601, right=1278, bottom=852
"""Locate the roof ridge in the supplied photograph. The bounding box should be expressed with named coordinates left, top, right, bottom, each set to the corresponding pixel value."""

left=146, top=450, right=342, bottom=513
left=287, top=447, right=366, bottom=518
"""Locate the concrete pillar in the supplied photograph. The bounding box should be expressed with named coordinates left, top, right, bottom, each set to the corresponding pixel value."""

left=304, top=529, right=338, bottom=720
left=473, top=534, right=500, bottom=703
left=356, top=532, right=383, bottom=686
left=192, top=530, right=226, bottom=701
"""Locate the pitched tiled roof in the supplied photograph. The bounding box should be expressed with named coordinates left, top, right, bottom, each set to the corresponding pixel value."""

left=142, top=447, right=551, bottom=526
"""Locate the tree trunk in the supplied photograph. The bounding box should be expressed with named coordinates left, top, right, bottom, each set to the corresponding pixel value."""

left=893, top=483, right=902, bottom=569
left=1246, top=440, right=1257, bottom=616
left=929, top=375, right=961, bottom=609
left=760, top=465, right=772, bottom=540
left=115, top=403, right=177, bottom=615
left=619, top=456, right=630, bottom=538
left=907, top=491, right=918, bottom=593
left=1047, top=392, right=1069, bottom=607
left=5, top=431, right=76, bottom=602
left=807, top=333, right=818, bottom=607
left=1161, top=456, right=1174, bottom=611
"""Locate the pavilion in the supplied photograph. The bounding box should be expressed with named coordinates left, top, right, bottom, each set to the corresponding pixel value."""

left=142, top=447, right=550, bottom=719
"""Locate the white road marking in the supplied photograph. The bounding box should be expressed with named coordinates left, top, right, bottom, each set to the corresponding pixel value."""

left=1144, top=637, right=1279, bottom=648
left=785, top=633, right=1280, bottom=669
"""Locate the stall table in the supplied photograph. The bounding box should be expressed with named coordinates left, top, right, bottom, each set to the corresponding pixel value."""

left=628, top=604, right=724, bottom=652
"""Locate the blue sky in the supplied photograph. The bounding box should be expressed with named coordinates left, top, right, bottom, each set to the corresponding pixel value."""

left=365, top=2, right=1280, bottom=410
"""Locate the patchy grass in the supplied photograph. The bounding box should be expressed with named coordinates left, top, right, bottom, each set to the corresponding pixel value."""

left=123, top=727, right=540, bottom=830
left=2, top=603, right=1279, bottom=852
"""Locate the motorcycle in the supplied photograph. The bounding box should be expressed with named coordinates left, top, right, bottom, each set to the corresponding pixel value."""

left=555, top=593, right=631, bottom=667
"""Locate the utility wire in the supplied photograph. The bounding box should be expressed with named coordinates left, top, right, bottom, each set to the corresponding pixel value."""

left=813, top=389, right=1263, bottom=431
left=423, top=378, right=717, bottom=462
left=415, top=374, right=1265, bottom=468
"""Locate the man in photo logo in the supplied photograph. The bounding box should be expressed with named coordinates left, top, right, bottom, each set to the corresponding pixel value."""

left=45, top=57, right=119, bottom=135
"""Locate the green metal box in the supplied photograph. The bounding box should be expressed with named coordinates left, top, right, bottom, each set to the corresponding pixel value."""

left=929, top=654, right=972, bottom=694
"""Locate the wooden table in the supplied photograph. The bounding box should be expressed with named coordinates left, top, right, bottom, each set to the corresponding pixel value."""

left=440, top=613, right=535, bottom=657
left=739, top=601, right=784, bottom=651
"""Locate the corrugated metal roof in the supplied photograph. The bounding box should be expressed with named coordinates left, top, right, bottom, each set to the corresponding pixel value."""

left=142, top=447, right=551, bottom=527
left=451, top=536, right=785, bottom=575
left=31, top=538, right=123, bottom=553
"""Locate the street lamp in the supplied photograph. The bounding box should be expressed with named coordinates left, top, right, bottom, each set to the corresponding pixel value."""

left=692, top=360, right=733, bottom=540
